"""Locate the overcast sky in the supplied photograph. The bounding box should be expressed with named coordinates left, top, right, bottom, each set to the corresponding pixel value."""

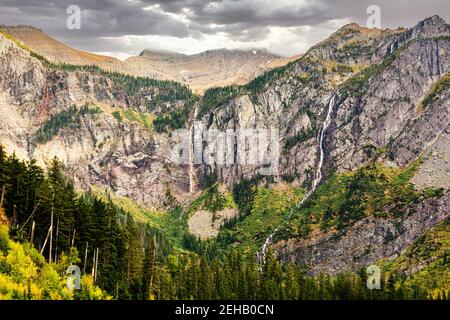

left=0, top=0, right=449, bottom=59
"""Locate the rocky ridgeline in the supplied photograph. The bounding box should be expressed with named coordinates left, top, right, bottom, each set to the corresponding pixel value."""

left=0, top=25, right=296, bottom=94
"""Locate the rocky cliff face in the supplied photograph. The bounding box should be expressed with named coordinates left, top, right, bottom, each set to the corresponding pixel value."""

left=197, top=16, right=449, bottom=191
left=0, top=31, right=193, bottom=210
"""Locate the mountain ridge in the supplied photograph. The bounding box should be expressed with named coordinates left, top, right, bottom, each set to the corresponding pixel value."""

left=0, top=24, right=298, bottom=93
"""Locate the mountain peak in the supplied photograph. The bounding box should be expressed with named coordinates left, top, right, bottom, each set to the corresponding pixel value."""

left=339, top=23, right=361, bottom=31
left=197, top=48, right=277, bottom=58
left=411, top=15, right=449, bottom=38
left=0, top=25, right=120, bottom=66
left=423, top=14, right=447, bottom=25
left=0, top=24, right=41, bottom=31
left=138, top=47, right=279, bottom=61
left=139, top=48, right=185, bottom=59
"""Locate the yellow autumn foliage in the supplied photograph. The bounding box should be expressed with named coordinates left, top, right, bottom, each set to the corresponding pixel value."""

left=0, top=225, right=109, bottom=300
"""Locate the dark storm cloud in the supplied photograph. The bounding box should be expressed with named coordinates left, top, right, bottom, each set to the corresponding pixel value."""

left=190, top=1, right=329, bottom=27
left=142, top=0, right=216, bottom=12
left=0, top=0, right=190, bottom=40
left=141, top=0, right=334, bottom=35
left=141, top=0, right=450, bottom=34
left=0, top=0, right=449, bottom=54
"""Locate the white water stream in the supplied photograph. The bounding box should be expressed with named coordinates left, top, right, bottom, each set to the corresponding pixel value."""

left=257, top=94, right=337, bottom=263
left=188, top=105, right=199, bottom=194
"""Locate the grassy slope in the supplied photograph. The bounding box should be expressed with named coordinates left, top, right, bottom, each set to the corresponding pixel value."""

left=283, top=161, right=444, bottom=238
left=91, top=184, right=237, bottom=249
left=217, top=184, right=304, bottom=255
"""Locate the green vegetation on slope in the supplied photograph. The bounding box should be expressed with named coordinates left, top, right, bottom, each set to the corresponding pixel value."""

left=93, top=182, right=236, bottom=250
left=152, top=102, right=194, bottom=133
left=110, top=108, right=154, bottom=129
left=380, top=217, right=450, bottom=299
left=0, top=224, right=108, bottom=300
left=283, top=128, right=316, bottom=151
left=212, top=184, right=304, bottom=255
left=0, top=29, right=193, bottom=100
left=282, top=161, right=444, bottom=240
left=35, top=104, right=101, bottom=143
left=197, top=161, right=444, bottom=259
left=422, top=72, right=450, bottom=109
left=197, top=85, right=243, bottom=118
left=188, top=183, right=236, bottom=215
left=196, top=56, right=318, bottom=118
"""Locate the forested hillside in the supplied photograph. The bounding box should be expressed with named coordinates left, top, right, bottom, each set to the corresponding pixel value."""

left=1, top=145, right=448, bottom=300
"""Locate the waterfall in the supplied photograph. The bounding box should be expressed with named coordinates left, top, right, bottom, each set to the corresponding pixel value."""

left=188, top=105, right=198, bottom=194
left=257, top=94, right=337, bottom=264
left=312, top=93, right=336, bottom=191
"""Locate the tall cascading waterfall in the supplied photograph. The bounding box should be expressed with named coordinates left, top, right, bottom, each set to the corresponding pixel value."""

left=257, top=94, right=337, bottom=264
left=189, top=105, right=199, bottom=194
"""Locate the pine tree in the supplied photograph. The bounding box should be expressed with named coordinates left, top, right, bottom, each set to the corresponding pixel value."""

left=142, top=235, right=157, bottom=299
left=283, top=264, right=300, bottom=299
left=199, top=256, right=213, bottom=299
